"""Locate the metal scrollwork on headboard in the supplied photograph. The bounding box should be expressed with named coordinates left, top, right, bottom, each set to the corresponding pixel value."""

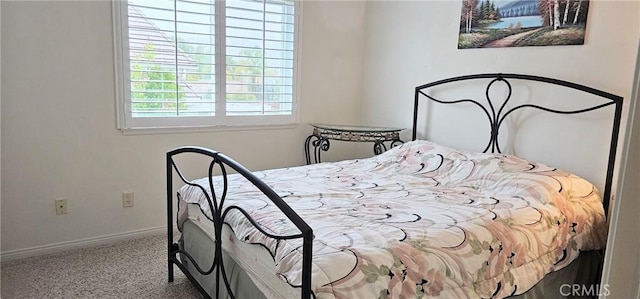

left=412, top=73, right=623, bottom=215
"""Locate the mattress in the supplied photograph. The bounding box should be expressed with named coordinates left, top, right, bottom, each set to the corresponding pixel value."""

left=180, top=202, right=299, bottom=298
left=177, top=140, right=607, bottom=298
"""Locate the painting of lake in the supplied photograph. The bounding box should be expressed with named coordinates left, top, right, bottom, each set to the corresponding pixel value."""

left=458, top=0, right=590, bottom=49
left=486, top=16, right=542, bottom=29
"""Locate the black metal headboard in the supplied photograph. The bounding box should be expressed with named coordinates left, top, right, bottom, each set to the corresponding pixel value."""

left=412, top=73, right=623, bottom=215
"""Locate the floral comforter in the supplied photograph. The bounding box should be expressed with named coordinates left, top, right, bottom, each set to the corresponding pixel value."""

left=178, top=140, right=607, bottom=298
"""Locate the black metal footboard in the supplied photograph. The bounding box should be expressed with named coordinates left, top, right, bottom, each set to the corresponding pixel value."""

left=166, top=147, right=313, bottom=299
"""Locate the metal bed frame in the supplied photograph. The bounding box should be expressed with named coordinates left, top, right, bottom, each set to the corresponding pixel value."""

left=412, top=73, right=622, bottom=215
left=166, top=73, right=623, bottom=298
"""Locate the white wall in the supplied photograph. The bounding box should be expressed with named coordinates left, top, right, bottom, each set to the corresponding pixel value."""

left=0, top=0, right=3, bottom=258
left=0, top=1, right=367, bottom=255
left=601, top=41, right=640, bottom=299
left=361, top=1, right=639, bottom=171
left=360, top=1, right=639, bottom=298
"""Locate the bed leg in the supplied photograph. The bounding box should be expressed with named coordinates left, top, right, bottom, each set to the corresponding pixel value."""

left=168, top=260, right=174, bottom=282
left=167, top=154, right=175, bottom=283
left=168, top=243, right=180, bottom=282
left=168, top=245, right=174, bottom=282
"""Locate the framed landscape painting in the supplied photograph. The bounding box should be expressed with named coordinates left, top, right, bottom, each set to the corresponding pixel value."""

left=458, top=0, right=590, bottom=49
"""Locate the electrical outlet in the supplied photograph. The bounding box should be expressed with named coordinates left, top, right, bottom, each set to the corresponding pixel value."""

left=55, top=199, right=68, bottom=215
left=123, top=192, right=134, bottom=207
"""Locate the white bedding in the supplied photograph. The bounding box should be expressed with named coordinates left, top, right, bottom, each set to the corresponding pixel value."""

left=177, top=140, right=607, bottom=298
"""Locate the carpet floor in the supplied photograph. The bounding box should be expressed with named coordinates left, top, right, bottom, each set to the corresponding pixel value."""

left=1, top=234, right=202, bottom=298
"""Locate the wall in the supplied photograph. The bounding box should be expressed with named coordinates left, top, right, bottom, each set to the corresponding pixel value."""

left=601, top=40, right=640, bottom=299
left=0, top=0, right=366, bottom=256
left=361, top=1, right=638, bottom=176
left=0, top=0, right=3, bottom=258
left=360, top=1, right=639, bottom=298
left=361, top=1, right=639, bottom=127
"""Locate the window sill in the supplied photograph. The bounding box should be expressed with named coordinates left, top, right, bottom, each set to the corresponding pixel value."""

left=119, top=122, right=300, bottom=136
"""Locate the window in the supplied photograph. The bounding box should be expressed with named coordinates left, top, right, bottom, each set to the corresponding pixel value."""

left=112, top=0, right=299, bottom=131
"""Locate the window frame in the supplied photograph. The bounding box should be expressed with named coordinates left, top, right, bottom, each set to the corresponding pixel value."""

left=112, top=0, right=302, bottom=133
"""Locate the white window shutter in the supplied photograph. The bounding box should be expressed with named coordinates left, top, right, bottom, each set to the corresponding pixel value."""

left=114, top=0, right=299, bottom=131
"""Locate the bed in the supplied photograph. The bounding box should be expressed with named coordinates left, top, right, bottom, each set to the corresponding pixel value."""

left=166, top=73, right=623, bottom=299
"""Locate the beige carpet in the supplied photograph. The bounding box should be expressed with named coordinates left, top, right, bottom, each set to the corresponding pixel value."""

left=1, top=234, right=202, bottom=298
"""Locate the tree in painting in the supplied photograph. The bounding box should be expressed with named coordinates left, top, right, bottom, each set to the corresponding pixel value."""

left=461, top=0, right=479, bottom=33
left=538, top=0, right=589, bottom=28
left=458, top=0, right=590, bottom=49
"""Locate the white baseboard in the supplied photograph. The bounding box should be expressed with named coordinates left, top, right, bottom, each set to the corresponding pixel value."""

left=1, top=225, right=179, bottom=262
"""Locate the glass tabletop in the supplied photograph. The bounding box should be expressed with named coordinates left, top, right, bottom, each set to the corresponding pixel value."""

left=310, top=123, right=404, bottom=133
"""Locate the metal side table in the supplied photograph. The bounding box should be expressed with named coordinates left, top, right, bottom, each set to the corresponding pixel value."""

left=304, top=123, right=404, bottom=164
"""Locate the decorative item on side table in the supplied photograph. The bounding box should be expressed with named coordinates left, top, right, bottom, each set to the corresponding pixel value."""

left=304, top=123, right=404, bottom=164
